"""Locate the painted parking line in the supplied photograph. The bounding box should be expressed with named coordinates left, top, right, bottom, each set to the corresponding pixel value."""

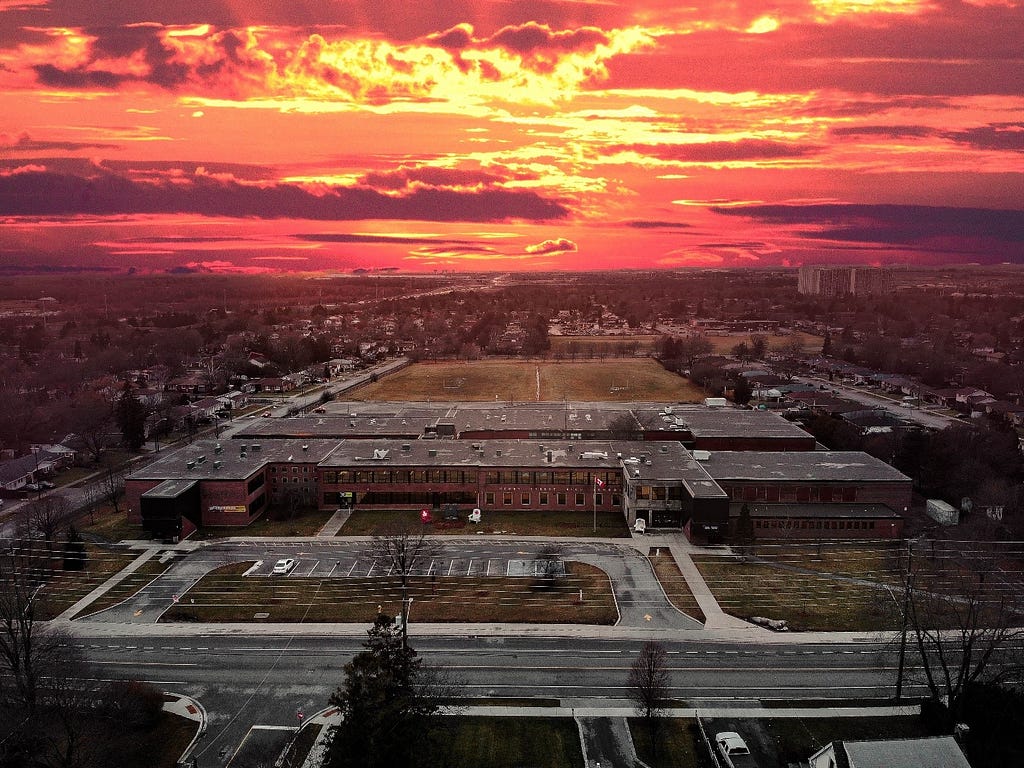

left=327, top=562, right=339, bottom=577
left=426, top=559, right=438, bottom=576
left=346, top=561, right=358, bottom=577
left=302, top=560, right=319, bottom=576
left=466, top=558, right=475, bottom=576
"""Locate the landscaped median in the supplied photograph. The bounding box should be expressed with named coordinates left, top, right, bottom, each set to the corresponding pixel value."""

left=160, top=561, right=618, bottom=624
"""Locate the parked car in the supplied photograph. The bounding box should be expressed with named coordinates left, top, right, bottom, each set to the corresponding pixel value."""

left=272, top=558, right=296, bottom=575
left=24, top=483, right=40, bottom=492
left=39, top=480, right=55, bottom=489
left=716, top=732, right=758, bottom=768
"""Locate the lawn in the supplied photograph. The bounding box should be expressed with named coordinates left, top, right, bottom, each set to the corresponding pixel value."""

left=431, top=717, right=585, bottom=768
left=628, top=718, right=705, bottom=768
left=80, top=503, right=146, bottom=543
left=193, top=507, right=336, bottom=538
left=648, top=548, right=705, bottom=624
left=160, top=561, right=618, bottom=624
left=705, top=331, right=823, bottom=355
left=72, top=557, right=173, bottom=618
left=692, top=543, right=904, bottom=631
left=32, top=544, right=139, bottom=620
left=348, top=359, right=705, bottom=402
left=340, top=509, right=631, bottom=537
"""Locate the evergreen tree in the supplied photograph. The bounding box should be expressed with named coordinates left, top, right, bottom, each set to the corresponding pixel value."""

left=115, top=381, right=147, bottom=453
left=327, top=614, right=443, bottom=768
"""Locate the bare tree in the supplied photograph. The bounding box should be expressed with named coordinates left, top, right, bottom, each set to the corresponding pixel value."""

left=628, top=641, right=670, bottom=737
left=900, top=538, right=1024, bottom=720
left=21, top=494, right=75, bottom=564
left=99, top=469, right=126, bottom=516
left=0, top=554, right=75, bottom=715
left=372, top=521, right=442, bottom=652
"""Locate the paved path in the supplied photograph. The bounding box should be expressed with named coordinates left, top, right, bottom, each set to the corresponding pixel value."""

left=578, top=716, right=639, bottom=768
left=316, top=508, right=351, bottom=537
left=56, top=547, right=159, bottom=621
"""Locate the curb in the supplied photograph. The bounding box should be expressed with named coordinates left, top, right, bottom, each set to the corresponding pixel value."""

left=166, top=692, right=207, bottom=767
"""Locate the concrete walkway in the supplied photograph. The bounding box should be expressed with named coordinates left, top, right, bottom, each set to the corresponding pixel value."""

left=578, top=716, right=639, bottom=768
left=163, top=693, right=207, bottom=766
left=631, top=531, right=759, bottom=631
left=56, top=547, right=160, bottom=621
left=316, top=508, right=351, bottom=537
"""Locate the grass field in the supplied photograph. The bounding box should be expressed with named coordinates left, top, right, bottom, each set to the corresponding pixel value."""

left=72, top=557, right=173, bottom=618
left=340, top=509, right=631, bottom=538
left=33, top=544, right=138, bottom=620
left=349, top=359, right=706, bottom=402
left=548, top=334, right=659, bottom=355
left=692, top=542, right=904, bottom=631
left=431, top=717, right=585, bottom=768
left=161, top=561, right=618, bottom=624
left=706, top=331, right=823, bottom=355
left=628, top=718, right=703, bottom=768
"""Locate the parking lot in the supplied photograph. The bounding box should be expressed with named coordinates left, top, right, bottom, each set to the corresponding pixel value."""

left=249, top=556, right=565, bottom=579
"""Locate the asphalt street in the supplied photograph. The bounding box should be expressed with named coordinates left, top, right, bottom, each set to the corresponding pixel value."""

left=70, top=633, right=928, bottom=766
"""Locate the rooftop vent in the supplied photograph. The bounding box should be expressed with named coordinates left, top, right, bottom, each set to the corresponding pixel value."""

left=196, top=455, right=206, bottom=464
left=428, top=448, right=437, bottom=458
left=547, top=451, right=553, bottom=463
left=214, top=444, right=222, bottom=454
left=302, top=444, right=309, bottom=452
left=240, top=444, right=247, bottom=452
left=186, top=460, right=196, bottom=469
left=372, top=448, right=389, bottom=460
left=251, top=444, right=261, bottom=452
left=659, top=445, right=669, bottom=453
left=213, top=460, right=222, bottom=469
left=402, top=443, right=411, bottom=451
left=495, top=449, right=502, bottom=457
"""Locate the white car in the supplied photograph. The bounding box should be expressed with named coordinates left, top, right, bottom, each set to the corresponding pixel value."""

left=715, top=732, right=757, bottom=768
left=272, top=558, right=296, bottom=575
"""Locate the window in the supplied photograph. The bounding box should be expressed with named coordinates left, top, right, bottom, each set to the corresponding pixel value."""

left=485, top=471, right=500, bottom=484
left=485, top=492, right=494, bottom=505
left=556, top=492, right=566, bottom=505
left=595, top=493, right=603, bottom=506
left=503, top=492, right=513, bottom=506
left=322, top=471, right=336, bottom=484
left=575, top=492, right=585, bottom=506
left=637, top=486, right=651, bottom=500
left=521, top=493, right=530, bottom=505
left=570, top=471, right=587, bottom=485
left=539, top=492, right=549, bottom=505
left=553, top=471, right=570, bottom=485
left=535, top=471, right=552, bottom=484
left=652, top=486, right=667, bottom=501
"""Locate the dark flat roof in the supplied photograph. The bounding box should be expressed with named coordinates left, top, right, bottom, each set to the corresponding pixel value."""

left=129, top=439, right=341, bottom=481
left=141, top=478, right=198, bottom=499
left=700, top=451, right=911, bottom=483
left=655, top=406, right=814, bottom=440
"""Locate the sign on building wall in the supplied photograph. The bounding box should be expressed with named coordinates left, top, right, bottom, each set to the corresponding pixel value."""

left=209, top=505, right=247, bottom=514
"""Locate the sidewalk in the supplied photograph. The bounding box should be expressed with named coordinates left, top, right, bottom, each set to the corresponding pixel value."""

left=316, top=509, right=351, bottom=537
left=163, top=693, right=207, bottom=767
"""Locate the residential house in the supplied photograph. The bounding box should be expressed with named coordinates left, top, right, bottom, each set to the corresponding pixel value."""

left=809, top=736, right=970, bottom=768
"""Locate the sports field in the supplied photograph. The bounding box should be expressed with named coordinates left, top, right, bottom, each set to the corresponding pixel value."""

left=349, top=359, right=706, bottom=402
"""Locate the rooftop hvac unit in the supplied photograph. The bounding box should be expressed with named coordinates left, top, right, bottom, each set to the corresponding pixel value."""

left=428, top=448, right=437, bottom=457
left=251, top=444, right=261, bottom=452
left=186, top=460, right=196, bottom=469
left=302, top=444, right=309, bottom=452
left=692, top=450, right=711, bottom=461
left=213, top=460, right=222, bottom=469
left=214, top=444, right=222, bottom=454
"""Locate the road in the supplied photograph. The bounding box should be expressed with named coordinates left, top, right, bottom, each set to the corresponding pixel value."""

left=793, top=375, right=955, bottom=431
left=70, top=632, right=921, bottom=765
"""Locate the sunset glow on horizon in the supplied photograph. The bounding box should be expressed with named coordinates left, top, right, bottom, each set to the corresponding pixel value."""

left=1, top=1, right=1022, bottom=273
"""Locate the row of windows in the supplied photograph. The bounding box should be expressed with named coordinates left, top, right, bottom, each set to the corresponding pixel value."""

left=322, top=469, right=478, bottom=484
left=634, top=486, right=684, bottom=501
left=270, top=465, right=310, bottom=474
left=482, top=491, right=615, bottom=507
left=320, top=469, right=621, bottom=487
left=754, top=519, right=882, bottom=530
left=725, top=485, right=858, bottom=503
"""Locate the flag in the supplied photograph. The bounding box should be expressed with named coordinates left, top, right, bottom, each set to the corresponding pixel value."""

left=595, top=477, right=605, bottom=488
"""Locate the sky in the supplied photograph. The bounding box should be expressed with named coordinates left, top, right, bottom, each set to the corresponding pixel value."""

left=0, top=0, right=1022, bottom=274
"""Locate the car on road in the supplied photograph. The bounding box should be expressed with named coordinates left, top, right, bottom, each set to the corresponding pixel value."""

left=716, top=732, right=757, bottom=768
left=39, top=480, right=55, bottom=489
left=272, top=558, right=296, bottom=575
